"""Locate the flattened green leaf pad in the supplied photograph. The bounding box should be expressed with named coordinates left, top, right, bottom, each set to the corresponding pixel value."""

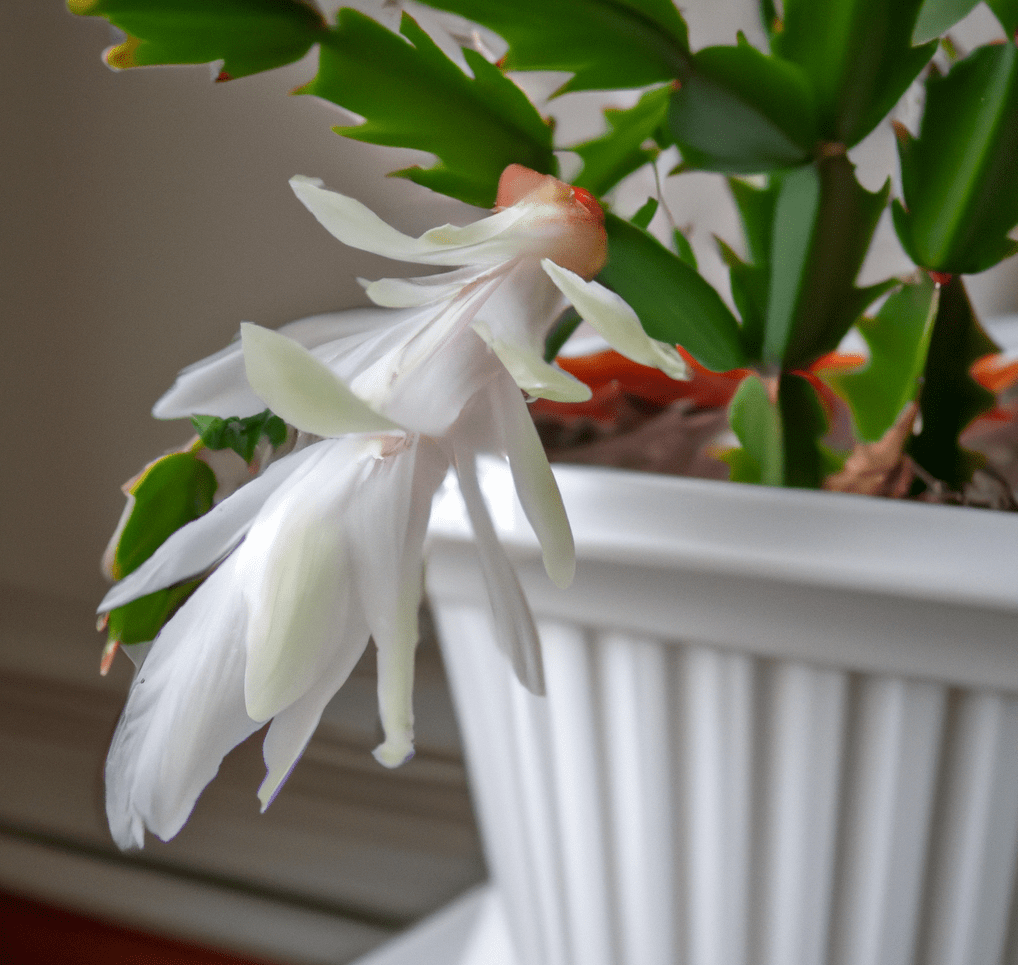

left=301, top=10, right=555, bottom=207
left=415, top=0, right=690, bottom=93
left=830, top=276, right=939, bottom=442
left=893, top=42, right=1018, bottom=274
left=69, top=0, right=326, bottom=78
left=668, top=41, right=817, bottom=173
left=572, top=86, right=672, bottom=197
left=725, top=374, right=783, bottom=485
left=110, top=451, right=217, bottom=581
left=601, top=214, right=747, bottom=372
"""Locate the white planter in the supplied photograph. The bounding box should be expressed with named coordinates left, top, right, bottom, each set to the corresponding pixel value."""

left=424, top=463, right=1018, bottom=965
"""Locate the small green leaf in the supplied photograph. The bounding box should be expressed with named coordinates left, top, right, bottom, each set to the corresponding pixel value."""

left=717, top=237, right=768, bottom=362
left=572, top=87, right=672, bottom=197
left=68, top=0, right=326, bottom=79
left=764, top=156, right=890, bottom=370
left=908, top=276, right=999, bottom=488
left=725, top=374, right=783, bottom=485
left=301, top=10, right=555, bottom=208
left=600, top=214, right=748, bottom=372
left=829, top=276, right=939, bottom=442
left=913, top=0, right=980, bottom=43
left=774, top=0, right=936, bottom=146
left=672, top=228, right=698, bottom=270
left=668, top=40, right=818, bottom=173
left=630, top=197, right=660, bottom=230
left=893, top=41, right=1018, bottom=274
left=191, top=409, right=287, bottom=463
left=106, top=580, right=202, bottom=646
left=108, top=451, right=217, bottom=581
left=729, top=176, right=780, bottom=268
left=415, top=0, right=691, bottom=94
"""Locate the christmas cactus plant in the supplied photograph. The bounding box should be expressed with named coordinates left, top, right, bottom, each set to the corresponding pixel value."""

left=71, top=0, right=1018, bottom=847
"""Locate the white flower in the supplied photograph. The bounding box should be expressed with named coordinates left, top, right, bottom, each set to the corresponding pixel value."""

left=101, top=165, right=687, bottom=847
left=104, top=432, right=447, bottom=849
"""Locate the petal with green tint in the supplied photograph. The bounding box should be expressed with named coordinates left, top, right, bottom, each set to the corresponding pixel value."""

left=241, top=324, right=401, bottom=437
left=541, top=260, right=688, bottom=381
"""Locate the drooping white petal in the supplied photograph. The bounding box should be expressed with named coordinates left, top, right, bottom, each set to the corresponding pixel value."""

left=240, top=438, right=375, bottom=722
left=257, top=607, right=371, bottom=810
left=291, top=175, right=535, bottom=267
left=541, top=260, right=690, bottom=381
left=105, top=554, right=259, bottom=849
left=98, top=444, right=323, bottom=613
left=361, top=265, right=490, bottom=308
left=153, top=310, right=386, bottom=420
left=486, top=371, right=575, bottom=589
left=241, top=324, right=402, bottom=437
left=453, top=445, right=545, bottom=696
left=348, top=437, right=449, bottom=767
left=473, top=319, right=592, bottom=403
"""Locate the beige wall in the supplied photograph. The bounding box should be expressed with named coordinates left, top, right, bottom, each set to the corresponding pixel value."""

left=1, top=3, right=477, bottom=607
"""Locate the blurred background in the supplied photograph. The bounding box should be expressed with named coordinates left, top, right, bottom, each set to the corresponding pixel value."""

left=1, top=2, right=1016, bottom=963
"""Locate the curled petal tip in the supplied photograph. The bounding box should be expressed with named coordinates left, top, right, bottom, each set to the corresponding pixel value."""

left=372, top=739, right=415, bottom=769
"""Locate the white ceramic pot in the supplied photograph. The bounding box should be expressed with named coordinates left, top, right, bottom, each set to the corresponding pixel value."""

left=425, top=463, right=1018, bottom=965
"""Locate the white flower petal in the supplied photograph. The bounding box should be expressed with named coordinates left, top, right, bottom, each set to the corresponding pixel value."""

left=361, top=265, right=489, bottom=308
left=292, top=175, right=606, bottom=271
left=105, top=554, right=259, bottom=849
left=487, top=372, right=575, bottom=589
left=154, top=310, right=385, bottom=420
left=291, top=175, right=533, bottom=267
left=240, top=439, right=373, bottom=722
left=257, top=608, right=371, bottom=810
left=453, top=445, right=545, bottom=696
left=241, top=323, right=402, bottom=437
left=348, top=437, right=448, bottom=767
left=98, top=444, right=323, bottom=613
left=474, top=320, right=592, bottom=403
left=541, top=259, right=690, bottom=381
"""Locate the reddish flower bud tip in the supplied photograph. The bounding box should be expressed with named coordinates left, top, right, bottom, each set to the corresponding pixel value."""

left=216, top=70, right=232, bottom=83
left=570, top=186, right=604, bottom=224
left=928, top=270, right=952, bottom=287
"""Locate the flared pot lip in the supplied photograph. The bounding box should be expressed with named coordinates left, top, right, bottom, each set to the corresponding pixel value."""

left=428, top=460, right=1018, bottom=614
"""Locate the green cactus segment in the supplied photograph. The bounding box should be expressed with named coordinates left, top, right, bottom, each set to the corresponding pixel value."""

left=415, top=0, right=690, bottom=94
left=725, top=375, right=784, bottom=485
left=668, top=39, right=818, bottom=173
left=912, top=0, right=981, bottom=43
left=986, top=0, right=1018, bottom=35
left=779, top=373, right=840, bottom=489
left=191, top=409, right=286, bottom=464
left=764, top=156, right=891, bottom=371
left=908, top=277, right=1000, bottom=490
left=571, top=87, right=672, bottom=197
left=893, top=42, right=1018, bottom=275
left=105, top=580, right=203, bottom=647
left=774, top=0, right=936, bottom=146
left=601, top=214, right=748, bottom=373
left=829, top=277, right=940, bottom=443
left=301, top=11, right=554, bottom=209
left=104, top=450, right=217, bottom=647
left=67, top=0, right=326, bottom=78
left=721, top=177, right=782, bottom=362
